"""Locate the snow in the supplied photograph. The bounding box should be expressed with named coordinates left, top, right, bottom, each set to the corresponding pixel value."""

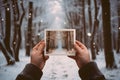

left=94, top=51, right=120, bottom=80
left=0, top=0, right=120, bottom=80
left=0, top=49, right=30, bottom=80
left=41, top=56, right=80, bottom=80
left=0, top=49, right=120, bottom=80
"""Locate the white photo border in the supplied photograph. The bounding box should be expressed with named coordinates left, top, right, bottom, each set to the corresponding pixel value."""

left=44, top=29, right=76, bottom=56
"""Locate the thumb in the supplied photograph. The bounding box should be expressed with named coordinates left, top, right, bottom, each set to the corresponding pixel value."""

left=74, top=43, right=82, bottom=55
left=44, top=56, right=49, bottom=61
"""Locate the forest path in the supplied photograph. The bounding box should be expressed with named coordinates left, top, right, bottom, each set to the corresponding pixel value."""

left=0, top=50, right=120, bottom=80
left=44, top=0, right=66, bottom=29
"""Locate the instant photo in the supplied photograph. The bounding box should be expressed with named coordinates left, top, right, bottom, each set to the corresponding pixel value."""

left=44, top=29, right=76, bottom=56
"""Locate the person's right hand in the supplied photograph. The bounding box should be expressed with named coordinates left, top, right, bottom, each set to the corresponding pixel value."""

left=69, top=40, right=90, bottom=69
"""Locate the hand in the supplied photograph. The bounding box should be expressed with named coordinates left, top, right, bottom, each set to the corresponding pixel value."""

left=69, top=40, right=90, bottom=69
left=31, top=40, right=49, bottom=70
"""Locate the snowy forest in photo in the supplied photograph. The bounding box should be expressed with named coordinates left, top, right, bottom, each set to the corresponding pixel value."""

left=0, top=0, right=120, bottom=80
left=45, top=29, right=75, bottom=55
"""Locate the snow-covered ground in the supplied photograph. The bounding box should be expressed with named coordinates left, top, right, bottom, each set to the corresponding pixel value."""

left=0, top=49, right=120, bottom=80
left=94, top=51, right=120, bottom=80
left=0, top=0, right=120, bottom=79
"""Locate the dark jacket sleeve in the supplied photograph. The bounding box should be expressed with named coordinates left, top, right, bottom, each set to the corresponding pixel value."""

left=79, top=62, right=106, bottom=80
left=16, top=63, right=43, bottom=80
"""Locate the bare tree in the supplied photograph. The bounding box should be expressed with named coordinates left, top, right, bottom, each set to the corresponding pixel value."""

left=88, top=0, right=92, bottom=32
left=0, top=11, right=4, bottom=37
left=0, top=1, right=15, bottom=65
left=117, top=1, right=120, bottom=53
left=12, top=0, right=25, bottom=61
left=101, top=0, right=117, bottom=68
left=26, top=2, right=33, bottom=56
left=81, top=0, right=87, bottom=46
left=46, top=31, right=50, bottom=52
left=0, top=36, right=15, bottom=65
left=90, top=0, right=99, bottom=60
left=4, top=4, right=15, bottom=57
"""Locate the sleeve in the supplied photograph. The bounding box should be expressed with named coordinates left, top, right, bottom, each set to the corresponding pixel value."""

left=16, top=63, right=43, bottom=80
left=79, top=62, right=106, bottom=80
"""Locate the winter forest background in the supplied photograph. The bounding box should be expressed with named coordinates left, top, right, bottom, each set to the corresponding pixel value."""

left=0, top=0, right=120, bottom=80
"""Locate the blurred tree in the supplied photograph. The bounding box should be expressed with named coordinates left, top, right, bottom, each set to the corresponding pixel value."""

left=101, top=0, right=117, bottom=68
left=12, top=0, right=25, bottom=61
left=90, top=0, right=99, bottom=60
left=117, top=1, right=120, bottom=53
left=0, top=1, right=15, bottom=65
left=66, top=31, right=69, bottom=50
left=117, top=26, right=120, bottom=53
left=46, top=31, right=50, bottom=52
left=4, top=4, right=14, bottom=57
left=81, top=0, right=87, bottom=46
left=26, top=2, right=33, bottom=56
left=0, top=35, right=15, bottom=65
left=0, top=11, right=4, bottom=37
left=88, top=0, right=92, bottom=32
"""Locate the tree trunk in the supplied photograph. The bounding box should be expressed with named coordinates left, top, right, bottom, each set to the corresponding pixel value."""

left=12, top=0, right=25, bottom=61
left=0, top=37, right=15, bottom=65
left=81, top=0, right=87, bottom=46
left=0, top=12, right=4, bottom=37
left=46, top=31, right=50, bottom=52
left=90, top=0, right=99, bottom=60
left=88, top=0, right=92, bottom=32
left=4, top=4, right=15, bottom=58
left=117, top=29, right=120, bottom=53
left=12, top=0, right=18, bottom=61
left=15, top=0, right=25, bottom=61
left=117, top=3, right=120, bottom=53
left=26, top=2, right=33, bottom=56
left=0, top=1, right=15, bottom=65
left=101, top=0, right=117, bottom=69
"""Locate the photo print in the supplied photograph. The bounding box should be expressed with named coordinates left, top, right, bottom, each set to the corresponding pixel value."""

left=44, top=29, right=76, bottom=56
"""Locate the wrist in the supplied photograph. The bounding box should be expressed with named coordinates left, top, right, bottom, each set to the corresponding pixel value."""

left=78, top=60, right=90, bottom=69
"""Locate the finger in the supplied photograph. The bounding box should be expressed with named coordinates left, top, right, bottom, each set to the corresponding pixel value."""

left=33, top=42, right=41, bottom=49
left=37, top=42, right=45, bottom=57
left=33, top=40, right=44, bottom=50
left=76, top=40, right=86, bottom=49
left=38, top=41, right=45, bottom=51
left=74, top=43, right=82, bottom=55
left=44, top=56, right=49, bottom=61
left=74, top=43, right=82, bottom=51
left=42, top=51, right=49, bottom=61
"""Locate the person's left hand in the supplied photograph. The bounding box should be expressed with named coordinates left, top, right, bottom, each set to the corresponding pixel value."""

left=31, top=40, right=49, bottom=70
